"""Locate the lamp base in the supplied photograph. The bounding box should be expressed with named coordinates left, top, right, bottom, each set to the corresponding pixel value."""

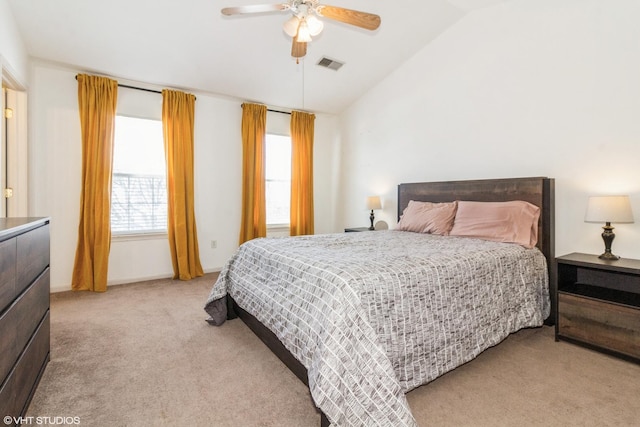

left=598, top=251, right=620, bottom=261
left=599, top=223, right=620, bottom=261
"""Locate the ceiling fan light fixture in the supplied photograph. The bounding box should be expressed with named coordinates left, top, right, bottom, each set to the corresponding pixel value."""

left=283, top=15, right=300, bottom=37
left=306, top=14, right=324, bottom=36
left=222, top=1, right=382, bottom=58
left=296, top=20, right=312, bottom=43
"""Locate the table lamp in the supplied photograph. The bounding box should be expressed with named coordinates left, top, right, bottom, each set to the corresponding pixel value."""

left=584, top=195, right=634, bottom=260
left=367, top=196, right=382, bottom=230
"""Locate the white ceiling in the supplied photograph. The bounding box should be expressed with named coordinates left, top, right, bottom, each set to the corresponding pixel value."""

left=7, top=0, right=507, bottom=114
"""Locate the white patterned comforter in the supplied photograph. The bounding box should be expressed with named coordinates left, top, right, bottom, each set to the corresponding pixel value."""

left=204, top=230, right=549, bottom=426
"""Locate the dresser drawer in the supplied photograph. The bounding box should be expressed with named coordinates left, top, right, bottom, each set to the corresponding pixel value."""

left=15, top=269, right=50, bottom=356
left=3, top=311, right=50, bottom=420
left=558, top=292, right=640, bottom=359
left=0, top=269, right=49, bottom=386
left=16, top=224, right=49, bottom=296
left=0, top=238, right=17, bottom=313
left=13, top=311, right=50, bottom=417
left=0, top=365, right=17, bottom=426
left=0, top=300, right=18, bottom=390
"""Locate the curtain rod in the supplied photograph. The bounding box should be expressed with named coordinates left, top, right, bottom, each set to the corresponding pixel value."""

left=119, top=83, right=161, bottom=95
left=74, top=75, right=196, bottom=99
left=268, top=108, right=291, bottom=115
left=239, top=105, right=292, bottom=115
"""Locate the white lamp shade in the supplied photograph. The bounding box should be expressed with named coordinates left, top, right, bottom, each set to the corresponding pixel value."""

left=306, top=15, right=324, bottom=36
left=585, top=195, right=634, bottom=224
left=283, top=16, right=300, bottom=37
left=367, top=196, right=382, bottom=211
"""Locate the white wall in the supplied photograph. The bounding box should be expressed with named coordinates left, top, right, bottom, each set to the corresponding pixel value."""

left=29, top=62, right=341, bottom=292
left=0, top=0, right=29, bottom=85
left=1, top=0, right=29, bottom=219
left=339, top=0, right=640, bottom=260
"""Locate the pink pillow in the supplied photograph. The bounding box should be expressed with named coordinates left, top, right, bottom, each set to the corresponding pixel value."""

left=449, top=201, right=540, bottom=248
left=396, top=201, right=458, bottom=235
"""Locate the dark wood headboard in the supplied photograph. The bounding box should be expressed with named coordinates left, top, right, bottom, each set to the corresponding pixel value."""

left=397, top=177, right=556, bottom=324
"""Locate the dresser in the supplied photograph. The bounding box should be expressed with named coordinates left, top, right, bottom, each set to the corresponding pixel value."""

left=0, top=218, right=51, bottom=423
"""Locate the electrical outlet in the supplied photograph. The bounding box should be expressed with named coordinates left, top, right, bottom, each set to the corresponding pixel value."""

left=210, top=240, right=217, bottom=249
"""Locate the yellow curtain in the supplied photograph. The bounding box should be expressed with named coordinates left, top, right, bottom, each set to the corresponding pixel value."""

left=71, top=74, right=118, bottom=292
left=290, top=110, right=315, bottom=236
left=239, top=103, right=267, bottom=244
left=162, top=89, right=204, bottom=280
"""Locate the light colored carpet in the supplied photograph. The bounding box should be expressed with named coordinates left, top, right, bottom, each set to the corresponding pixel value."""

left=27, top=273, right=640, bottom=426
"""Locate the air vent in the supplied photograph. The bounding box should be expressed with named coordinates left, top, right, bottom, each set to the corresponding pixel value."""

left=317, top=57, right=344, bottom=71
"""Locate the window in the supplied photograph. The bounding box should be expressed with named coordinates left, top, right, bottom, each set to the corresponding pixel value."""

left=111, top=116, right=167, bottom=234
left=265, top=134, right=291, bottom=226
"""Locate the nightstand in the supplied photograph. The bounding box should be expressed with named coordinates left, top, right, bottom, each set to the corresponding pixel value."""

left=556, top=252, right=640, bottom=363
left=344, top=227, right=372, bottom=232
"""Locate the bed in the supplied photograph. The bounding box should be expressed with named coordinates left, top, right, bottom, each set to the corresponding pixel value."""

left=205, top=177, right=556, bottom=427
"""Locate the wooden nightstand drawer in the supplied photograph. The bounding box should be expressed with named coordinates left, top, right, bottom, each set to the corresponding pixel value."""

left=558, top=292, right=640, bottom=359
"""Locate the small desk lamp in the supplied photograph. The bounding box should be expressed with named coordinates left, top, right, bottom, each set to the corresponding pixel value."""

left=367, top=196, right=382, bottom=230
left=585, top=195, right=634, bottom=260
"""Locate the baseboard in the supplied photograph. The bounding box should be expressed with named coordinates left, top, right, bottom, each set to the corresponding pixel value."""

left=49, top=267, right=222, bottom=293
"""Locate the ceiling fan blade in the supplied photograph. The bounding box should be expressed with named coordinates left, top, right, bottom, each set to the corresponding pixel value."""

left=221, top=4, right=289, bottom=16
left=291, top=39, right=307, bottom=58
left=316, top=5, right=381, bottom=31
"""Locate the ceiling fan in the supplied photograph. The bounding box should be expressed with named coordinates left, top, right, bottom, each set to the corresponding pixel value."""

left=221, top=0, right=381, bottom=60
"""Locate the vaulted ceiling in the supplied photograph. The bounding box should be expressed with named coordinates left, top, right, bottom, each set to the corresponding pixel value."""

left=7, top=0, right=507, bottom=114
